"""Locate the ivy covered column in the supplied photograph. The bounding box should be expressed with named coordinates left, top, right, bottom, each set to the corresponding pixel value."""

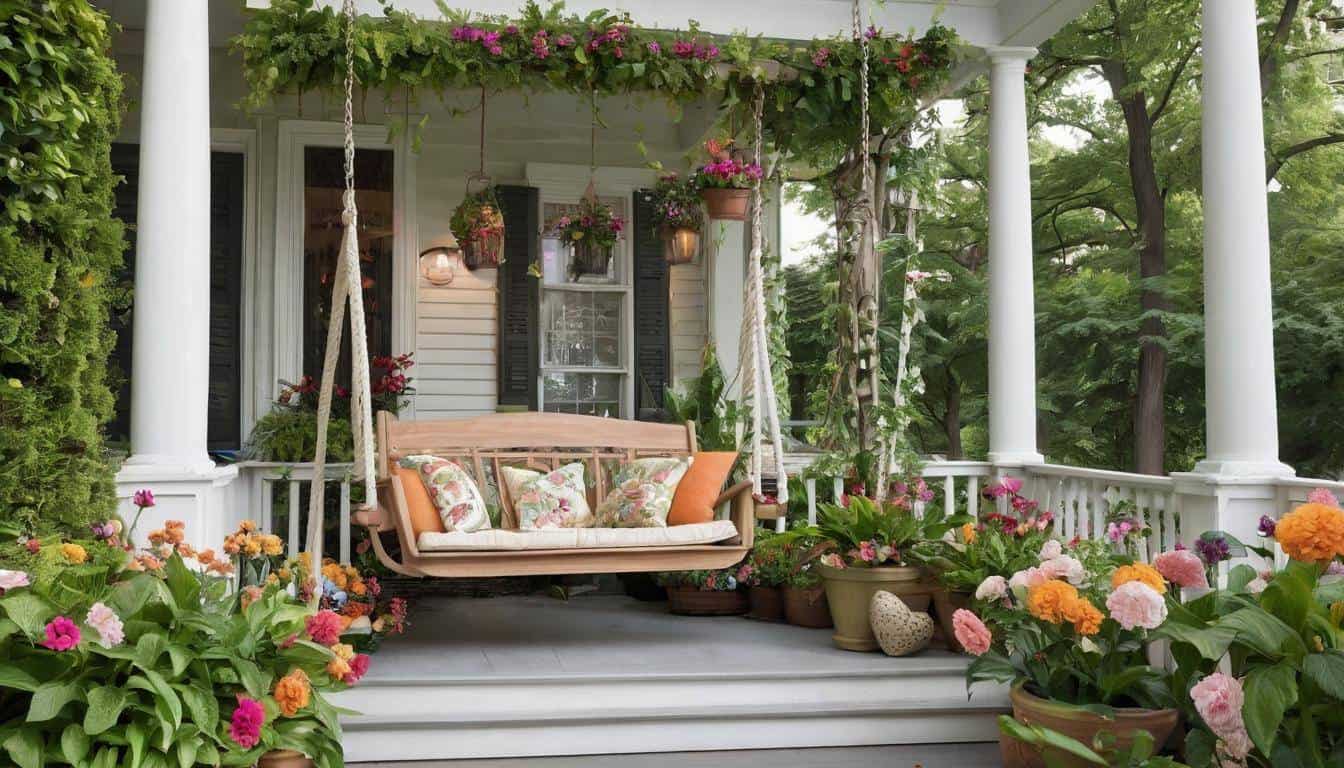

left=124, top=0, right=213, bottom=472
left=985, top=46, right=1044, bottom=467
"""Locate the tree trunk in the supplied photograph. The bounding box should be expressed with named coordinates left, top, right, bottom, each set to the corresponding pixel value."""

left=1103, top=60, right=1169, bottom=476
left=943, top=371, right=963, bottom=459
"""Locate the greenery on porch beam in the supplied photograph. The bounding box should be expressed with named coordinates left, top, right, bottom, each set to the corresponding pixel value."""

left=236, top=0, right=956, bottom=173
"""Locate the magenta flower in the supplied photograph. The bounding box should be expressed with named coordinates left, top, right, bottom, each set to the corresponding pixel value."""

left=229, top=696, right=265, bottom=748
left=132, top=488, right=155, bottom=508
left=556, top=33, right=575, bottom=47
left=1256, top=515, right=1276, bottom=538
left=811, top=47, right=831, bottom=67
left=41, top=616, right=81, bottom=651
left=344, top=653, right=371, bottom=685
left=647, top=41, right=661, bottom=55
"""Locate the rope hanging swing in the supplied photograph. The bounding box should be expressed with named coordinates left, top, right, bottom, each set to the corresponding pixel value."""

left=736, top=80, right=790, bottom=507
left=306, top=0, right=377, bottom=570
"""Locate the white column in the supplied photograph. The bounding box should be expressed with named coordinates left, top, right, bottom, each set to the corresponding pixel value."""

left=709, top=220, right=747, bottom=398
left=985, top=47, right=1043, bottom=466
left=1193, top=0, right=1292, bottom=477
left=125, top=0, right=213, bottom=472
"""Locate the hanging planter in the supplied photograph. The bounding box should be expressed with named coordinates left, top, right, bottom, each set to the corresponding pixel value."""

left=450, top=181, right=505, bottom=269
left=694, top=138, right=762, bottom=221
left=548, top=194, right=623, bottom=281
left=649, top=173, right=704, bottom=264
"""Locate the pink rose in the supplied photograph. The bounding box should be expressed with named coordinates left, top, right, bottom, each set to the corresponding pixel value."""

left=1154, top=549, right=1209, bottom=589
left=975, top=575, right=1008, bottom=602
left=1008, top=567, right=1050, bottom=591
left=952, top=609, right=992, bottom=656
left=1105, top=581, right=1168, bottom=630
left=1191, top=672, right=1248, bottom=749
left=1040, top=555, right=1086, bottom=586
left=1038, top=540, right=1063, bottom=561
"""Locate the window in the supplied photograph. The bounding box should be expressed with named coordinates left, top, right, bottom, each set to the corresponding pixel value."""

left=538, top=196, right=631, bottom=416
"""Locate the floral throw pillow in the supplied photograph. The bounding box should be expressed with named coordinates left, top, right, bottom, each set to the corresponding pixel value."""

left=399, top=455, right=491, bottom=533
left=500, top=463, right=594, bottom=530
left=595, top=457, right=692, bottom=528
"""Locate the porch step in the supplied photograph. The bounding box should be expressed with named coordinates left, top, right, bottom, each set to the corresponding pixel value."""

left=332, top=596, right=1006, bottom=762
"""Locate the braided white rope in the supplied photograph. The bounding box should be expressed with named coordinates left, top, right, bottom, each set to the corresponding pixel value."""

left=736, top=82, right=789, bottom=505
left=307, top=0, right=375, bottom=569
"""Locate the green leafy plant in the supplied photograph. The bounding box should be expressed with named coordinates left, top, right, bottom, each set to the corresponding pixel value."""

left=242, top=407, right=355, bottom=463
left=449, top=187, right=505, bottom=265
left=663, top=346, right=740, bottom=453
left=655, top=568, right=740, bottom=591
left=999, top=716, right=1190, bottom=768
left=737, top=531, right=792, bottom=588
left=647, top=173, right=703, bottom=232
left=815, top=494, right=966, bottom=567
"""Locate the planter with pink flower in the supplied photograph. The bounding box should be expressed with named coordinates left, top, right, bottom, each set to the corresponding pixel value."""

left=694, top=138, right=763, bottom=221
left=548, top=196, right=625, bottom=281
left=656, top=568, right=748, bottom=616
left=647, top=173, right=704, bottom=265
left=812, top=491, right=968, bottom=651
left=738, top=531, right=793, bottom=622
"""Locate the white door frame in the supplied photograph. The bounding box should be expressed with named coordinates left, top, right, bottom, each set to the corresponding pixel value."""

left=272, top=120, right=418, bottom=410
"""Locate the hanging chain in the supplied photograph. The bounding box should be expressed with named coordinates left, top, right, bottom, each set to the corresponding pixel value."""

left=478, top=85, right=487, bottom=177
left=854, top=0, right=871, bottom=225
left=342, top=0, right=357, bottom=212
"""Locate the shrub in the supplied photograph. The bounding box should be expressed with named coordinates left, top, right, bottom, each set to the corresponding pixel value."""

left=0, top=2, right=126, bottom=546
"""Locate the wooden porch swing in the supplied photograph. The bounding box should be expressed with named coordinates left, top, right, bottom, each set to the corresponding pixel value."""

left=306, top=0, right=867, bottom=578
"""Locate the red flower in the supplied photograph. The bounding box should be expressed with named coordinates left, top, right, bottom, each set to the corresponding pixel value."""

left=305, top=610, right=344, bottom=645
left=344, top=653, right=371, bottom=684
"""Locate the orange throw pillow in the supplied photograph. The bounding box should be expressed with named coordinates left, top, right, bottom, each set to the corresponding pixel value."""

left=394, top=467, right=446, bottom=536
left=668, top=451, right=738, bottom=526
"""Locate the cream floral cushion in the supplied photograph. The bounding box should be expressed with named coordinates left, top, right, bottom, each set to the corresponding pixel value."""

left=400, top=455, right=491, bottom=533
left=500, top=463, right=594, bottom=530
left=595, top=457, right=692, bottom=528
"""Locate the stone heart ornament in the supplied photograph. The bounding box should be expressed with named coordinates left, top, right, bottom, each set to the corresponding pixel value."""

left=869, top=590, right=934, bottom=656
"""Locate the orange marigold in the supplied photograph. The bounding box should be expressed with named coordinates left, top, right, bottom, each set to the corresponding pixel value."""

left=1111, top=563, right=1167, bottom=595
left=1026, top=580, right=1079, bottom=623
left=274, top=669, right=311, bottom=717
left=1063, top=597, right=1104, bottom=636
left=961, top=523, right=977, bottom=544
left=1276, top=503, right=1344, bottom=563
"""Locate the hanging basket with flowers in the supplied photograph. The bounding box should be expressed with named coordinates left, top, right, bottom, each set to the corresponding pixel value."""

left=549, top=195, right=624, bottom=281
left=449, top=182, right=505, bottom=269
left=649, top=173, right=704, bottom=264
left=695, top=138, right=763, bottom=221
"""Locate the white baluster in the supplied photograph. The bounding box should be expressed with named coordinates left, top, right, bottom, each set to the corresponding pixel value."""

left=339, top=479, right=352, bottom=564
left=968, top=476, right=980, bottom=520
left=806, top=478, right=818, bottom=526
left=288, top=479, right=301, bottom=558
left=944, top=476, right=955, bottom=518
left=258, top=476, right=273, bottom=535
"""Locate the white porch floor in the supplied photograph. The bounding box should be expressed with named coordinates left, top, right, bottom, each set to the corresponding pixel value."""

left=334, top=594, right=1007, bottom=763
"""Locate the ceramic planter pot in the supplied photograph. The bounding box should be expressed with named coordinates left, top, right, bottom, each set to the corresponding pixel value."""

left=932, top=588, right=973, bottom=652
left=746, top=585, right=785, bottom=622
left=661, top=226, right=700, bottom=264
left=667, top=586, right=748, bottom=616
left=753, top=502, right=783, bottom=520
left=1000, top=683, right=1180, bottom=768
left=816, top=564, right=930, bottom=651
left=258, top=750, right=314, bottom=768
left=569, top=241, right=612, bottom=279
left=782, top=585, right=833, bottom=628
left=700, top=187, right=750, bottom=220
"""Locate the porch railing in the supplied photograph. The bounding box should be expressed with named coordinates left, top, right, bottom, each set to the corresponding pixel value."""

left=235, top=461, right=356, bottom=563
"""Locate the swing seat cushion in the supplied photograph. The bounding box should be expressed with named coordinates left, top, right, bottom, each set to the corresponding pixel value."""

left=416, top=519, right=739, bottom=552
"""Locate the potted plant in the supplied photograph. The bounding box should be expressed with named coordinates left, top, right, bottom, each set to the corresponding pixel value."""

left=738, top=532, right=791, bottom=622
left=549, top=196, right=624, bottom=280
left=449, top=186, right=505, bottom=269
left=782, top=550, right=832, bottom=629
left=648, top=173, right=704, bottom=264
left=694, top=138, right=762, bottom=221
left=961, top=538, right=1179, bottom=768
left=911, top=477, right=1054, bottom=651
left=656, top=568, right=747, bottom=615
left=812, top=490, right=966, bottom=651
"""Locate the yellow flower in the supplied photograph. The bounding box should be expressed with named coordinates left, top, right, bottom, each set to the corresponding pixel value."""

left=571, top=231, right=584, bottom=240
left=61, top=543, right=88, bottom=564
left=266, top=573, right=280, bottom=586
left=242, top=537, right=262, bottom=557
left=278, top=567, right=292, bottom=582
left=330, top=643, right=355, bottom=662
left=261, top=535, right=283, bottom=557
left=239, top=520, right=258, bottom=533
left=1026, top=580, right=1079, bottom=624
left=273, top=669, right=311, bottom=717
left=327, top=656, right=352, bottom=680
left=1276, top=503, right=1344, bottom=563
left=1111, top=563, right=1167, bottom=595
left=961, top=523, right=977, bottom=544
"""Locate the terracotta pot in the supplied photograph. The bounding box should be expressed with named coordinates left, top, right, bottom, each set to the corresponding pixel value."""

left=661, top=226, right=700, bottom=265
left=701, top=187, right=750, bottom=220
left=932, top=588, right=973, bottom=652
left=816, top=564, right=930, bottom=651
left=1000, top=683, right=1180, bottom=768
left=667, top=586, right=748, bottom=616
left=783, top=585, right=833, bottom=628
left=746, top=585, right=785, bottom=622
left=258, top=750, right=314, bottom=768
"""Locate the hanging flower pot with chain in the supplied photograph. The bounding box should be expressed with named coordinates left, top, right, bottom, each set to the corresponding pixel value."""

left=549, top=194, right=623, bottom=281
left=450, top=179, right=505, bottom=269
left=695, top=138, right=762, bottom=221
left=648, top=173, right=704, bottom=264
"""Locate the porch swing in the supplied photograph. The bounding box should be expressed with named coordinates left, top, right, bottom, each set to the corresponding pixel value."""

left=312, top=0, right=807, bottom=578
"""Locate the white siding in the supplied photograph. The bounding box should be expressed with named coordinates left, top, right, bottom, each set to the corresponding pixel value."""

left=670, top=262, right=708, bottom=383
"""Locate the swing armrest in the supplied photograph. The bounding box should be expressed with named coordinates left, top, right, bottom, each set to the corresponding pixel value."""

left=716, top=481, right=756, bottom=550
left=353, top=478, right=395, bottom=532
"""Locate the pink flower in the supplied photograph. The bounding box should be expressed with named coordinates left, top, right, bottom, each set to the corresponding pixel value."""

left=647, top=41, right=661, bottom=54
left=229, top=696, right=265, bottom=748
left=975, top=575, right=1008, bottom=603
left=344, top=653, right=371, bottom=685
left=0, top=570, right=29, bottom=592
left=1154, top=549, right=1209, bottom=589
left=132, top=488, right=155, bottom=508
left=1008, top=567, right=1049, bottom=591
left=1040, top=555, right=1086, bottom=586
left=1308, top=487, right=1340, bottom=507
left=952, top=609, right=992, bottom=655
left=820, top=553, right=846, bottom=569
left=41, top=616, right=81, bottom=651
left=1191, top=673, right=1249, bottom=751
left=85, top=603, right=124, bottom=649
left=1038, top=540, right=1063, bottom=561
left=1002, top=477, right=1023, bottom=494
left=1105, top=581, right=1168, bottom=630
left=305, top=610, right=344, bottom=645
left=858, top=541, right=877, bottom=562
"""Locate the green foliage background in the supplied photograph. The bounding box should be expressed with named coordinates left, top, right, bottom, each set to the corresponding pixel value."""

left=0, top=1, right=125, bottom=536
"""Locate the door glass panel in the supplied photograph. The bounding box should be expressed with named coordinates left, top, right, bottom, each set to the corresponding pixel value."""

left=302, top=146, right=394, bottom=386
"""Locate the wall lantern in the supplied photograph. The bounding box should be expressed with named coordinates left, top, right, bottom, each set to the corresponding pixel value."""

left=419, top=239, right=464, bottom=287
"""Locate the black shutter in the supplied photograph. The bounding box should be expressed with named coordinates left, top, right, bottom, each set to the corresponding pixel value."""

left=208, top=152, right=246, bottom=451
left=108, top=143, right=139, bottom=446
left=632, top=189, right=671, bottom=421
left=495, top=185, right=540, bottom=410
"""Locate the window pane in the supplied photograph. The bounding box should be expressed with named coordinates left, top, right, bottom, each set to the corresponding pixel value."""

left=542, top=291, right=622, bottom=368
left=542, top=373, right=621, bottom=417
left=541, top=199, right=625, bottom=285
